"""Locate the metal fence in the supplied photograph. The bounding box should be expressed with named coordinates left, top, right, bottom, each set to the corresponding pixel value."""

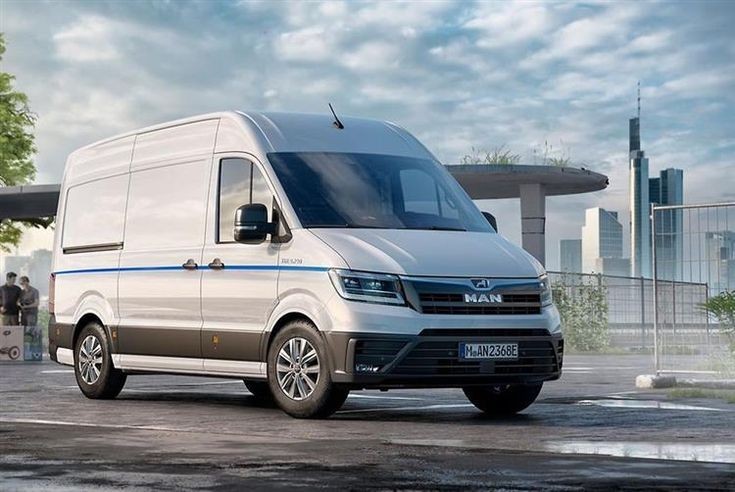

left=549, top=271, right=707, bottom=351
left=653, top=202, right=735, bottom=378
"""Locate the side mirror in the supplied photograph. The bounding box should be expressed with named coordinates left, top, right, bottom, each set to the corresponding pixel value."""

left=482, top=211, right=498, bottom=232
left=234, top=203, right=277, bottom=244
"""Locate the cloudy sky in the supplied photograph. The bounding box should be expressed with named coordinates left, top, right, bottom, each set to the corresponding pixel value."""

left=2, top=0, right=734, bottom=269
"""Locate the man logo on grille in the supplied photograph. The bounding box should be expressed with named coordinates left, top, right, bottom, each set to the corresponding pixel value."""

left=464, top=293, right=503, bottom=303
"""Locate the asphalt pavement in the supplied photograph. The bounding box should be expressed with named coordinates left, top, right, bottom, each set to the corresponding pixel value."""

left=1, top=354, right=734, bottom=490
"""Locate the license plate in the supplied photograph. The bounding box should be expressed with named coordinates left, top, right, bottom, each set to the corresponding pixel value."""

left=459, top=342, right=518, bottom=360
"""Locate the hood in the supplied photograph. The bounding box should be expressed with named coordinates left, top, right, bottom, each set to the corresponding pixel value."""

left=310, top=229, right=543, bottom=278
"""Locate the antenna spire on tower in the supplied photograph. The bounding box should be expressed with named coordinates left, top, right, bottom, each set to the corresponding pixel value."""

left=637, top=80, right=641, bottom=119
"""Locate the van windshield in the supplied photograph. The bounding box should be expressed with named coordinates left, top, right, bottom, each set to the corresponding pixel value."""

left=267, top=152, right=493, bottom=232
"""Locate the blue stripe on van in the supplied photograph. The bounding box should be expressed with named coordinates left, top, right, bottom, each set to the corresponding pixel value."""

left=53, top=264, right=329, bottom=275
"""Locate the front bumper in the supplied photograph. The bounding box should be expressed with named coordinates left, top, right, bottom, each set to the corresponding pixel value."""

left=324, top=329, right=563, bottom=389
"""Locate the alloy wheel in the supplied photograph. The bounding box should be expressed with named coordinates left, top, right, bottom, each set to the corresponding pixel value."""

left=78, top=335, right=103, bottom=385
left=276, top=337, right=320, bottom=400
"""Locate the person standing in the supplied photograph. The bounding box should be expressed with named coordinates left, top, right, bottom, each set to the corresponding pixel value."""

left=0, top=272, right=22, bottom=326
left=19, top=276, right=39, bottom=327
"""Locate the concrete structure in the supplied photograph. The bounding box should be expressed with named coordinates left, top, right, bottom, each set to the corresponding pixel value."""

left=449, top=164, right=609, bottom=265
left=629, top=114, right=651, bottom=278
left=1, top=165, right=609, bottom=268
left=650, top=168, right=684, bottom=280
left=559, top=239, right=582, bottom=273
left=0, top=184, right=60, bottom=220
left=582, top=207, right=624, bottom=274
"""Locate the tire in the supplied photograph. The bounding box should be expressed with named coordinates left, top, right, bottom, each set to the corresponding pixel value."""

left=9, top=346, right=20, bottom=360
left=74, top=322, right=127, bottom=399
left=463, top=383, right=543, bottom=416
left=243, top=380, right=273, bottom=400
left=267, top=319, right=349, bottom=419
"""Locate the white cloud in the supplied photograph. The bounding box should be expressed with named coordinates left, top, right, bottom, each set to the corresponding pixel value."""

left=53, top=15, right=121, bottom=62
left=464, top=1, right=557, bottom=48
left=273, top=27, right=336, bottom=62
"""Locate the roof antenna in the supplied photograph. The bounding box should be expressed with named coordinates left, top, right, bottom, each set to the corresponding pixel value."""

left=329, top=103, right=344, bottom=129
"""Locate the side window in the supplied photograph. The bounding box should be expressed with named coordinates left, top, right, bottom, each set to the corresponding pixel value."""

left=218, top=158, right=273, bottom=243
left=62, top=174, right=128, bottom=251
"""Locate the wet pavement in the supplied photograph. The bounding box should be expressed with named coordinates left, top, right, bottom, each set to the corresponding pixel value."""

left=1, top=354, right=734, bottom=490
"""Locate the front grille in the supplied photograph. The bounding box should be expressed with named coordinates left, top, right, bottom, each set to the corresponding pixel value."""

left=418, top=292, right=541, bottom=315
left=421, top=305, right=541, bottom=315
left=392, top=340, right=559, bottom=376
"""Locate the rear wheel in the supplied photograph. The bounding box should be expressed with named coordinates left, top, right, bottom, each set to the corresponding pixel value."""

left=243, top=380, right=272, bottom=400
left=74, top=322, right=126, bottom=399
left=267, top=319, right=349, bottom=418
left=463, top=383, right=543, bottom=416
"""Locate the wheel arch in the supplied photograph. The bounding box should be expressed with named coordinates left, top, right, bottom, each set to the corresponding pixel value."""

left=261, top=311, right=319, bottom=361
left=72, top=312, right=113, bottom=354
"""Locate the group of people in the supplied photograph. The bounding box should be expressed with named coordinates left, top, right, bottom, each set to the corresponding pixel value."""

left=0, top=272, right=39, bottom=327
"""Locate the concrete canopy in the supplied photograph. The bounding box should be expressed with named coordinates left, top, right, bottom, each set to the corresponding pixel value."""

left=447, top=164, right=609, bottom=200
left=0, top=184, right=60, bottom=220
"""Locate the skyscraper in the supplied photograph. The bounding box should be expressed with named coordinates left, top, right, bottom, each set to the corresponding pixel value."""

left=582, top=207, right=624, bottom=274
left=650, top=168, right=684, bottom=280
left=629, top=85, right=651, bottom=278
left=559, top=239, right=582, bottom=273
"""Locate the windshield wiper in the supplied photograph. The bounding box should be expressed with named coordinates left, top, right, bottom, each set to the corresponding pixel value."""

left=406, top=226, right=467, bottom=232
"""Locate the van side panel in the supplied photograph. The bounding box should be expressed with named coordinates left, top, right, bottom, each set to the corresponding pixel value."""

left=51, top=137, right=135, bottom=359
left=116, top=120, right=217, bottom=359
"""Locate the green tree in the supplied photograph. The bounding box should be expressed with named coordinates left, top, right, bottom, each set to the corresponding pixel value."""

left=0, top=32, right=40, bottom=252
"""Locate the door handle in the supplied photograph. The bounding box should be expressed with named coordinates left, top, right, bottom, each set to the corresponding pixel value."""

left=182, top=259, right=198, bottom=270
left=208, top=258, right=225, bottom=270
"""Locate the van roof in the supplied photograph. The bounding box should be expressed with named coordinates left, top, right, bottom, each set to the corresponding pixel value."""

left=72, top=110, right=432, bottom=158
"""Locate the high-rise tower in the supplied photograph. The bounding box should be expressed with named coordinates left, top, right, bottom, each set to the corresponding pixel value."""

left=629, top=82, right=651, bottom=277
left=649, top=168, right=684, bottom=280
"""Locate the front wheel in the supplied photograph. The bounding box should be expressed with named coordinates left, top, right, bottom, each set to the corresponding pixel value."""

left=267, top=319, right=349, bottom=418
left=463, top=383, right=543, bottom=416
left=74, top=322, right=127, bottom=399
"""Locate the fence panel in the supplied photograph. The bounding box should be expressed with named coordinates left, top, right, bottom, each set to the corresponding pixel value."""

left=653, top=202, right=735, bottom=378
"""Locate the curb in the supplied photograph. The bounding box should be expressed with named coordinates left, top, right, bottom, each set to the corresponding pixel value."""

left=635, top=374, right=677, bottom=389
left=636, top=374, right=735, bottom=390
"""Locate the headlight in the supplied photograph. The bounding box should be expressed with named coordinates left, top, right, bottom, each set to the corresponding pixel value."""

left=540, top=274, right=553, bottom=307
left=328, top=269, right=405, bottom=305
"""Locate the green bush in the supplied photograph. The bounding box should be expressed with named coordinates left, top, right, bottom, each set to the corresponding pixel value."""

left=700, top=290, right=735, bottom=352
left=553, top=276, right=609, bottom=352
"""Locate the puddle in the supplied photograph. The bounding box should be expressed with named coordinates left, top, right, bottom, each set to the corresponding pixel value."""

left=546, top=441, right=735, bottom=464
left=388, top=439, right=735, bottom=464
left=575, top=399, right=726, bottom=412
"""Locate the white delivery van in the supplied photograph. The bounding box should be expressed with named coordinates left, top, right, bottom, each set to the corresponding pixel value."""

left=49, top=111, right=563, bottom=418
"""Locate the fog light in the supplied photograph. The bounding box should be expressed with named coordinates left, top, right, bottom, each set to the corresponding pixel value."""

left=355, top=364, right=381, bottom=373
